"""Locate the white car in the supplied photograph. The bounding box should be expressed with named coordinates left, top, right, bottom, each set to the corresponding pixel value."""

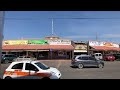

left=3, top=60, right=61, bottom=79
left=13, top=56, right=36, bottom=61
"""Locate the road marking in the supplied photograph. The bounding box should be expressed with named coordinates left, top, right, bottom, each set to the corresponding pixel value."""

left=57, top=60, right=62, bottom=69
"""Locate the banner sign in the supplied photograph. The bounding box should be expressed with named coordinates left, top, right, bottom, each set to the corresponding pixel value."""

left=74, top=44, right=87, bottom=50
left=74, top=44, right=87, bottom=52
left=3, top=40, right=28, bottom=45
left=28, top=40, right=48, bottom=45
left=48, top=39, right=71, bottom=45
left=89, top=41, right=119, bottom=48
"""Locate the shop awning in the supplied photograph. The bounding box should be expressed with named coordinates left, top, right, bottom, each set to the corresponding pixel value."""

left=91, top=46, right=120, bottom=51
left=2, top=45, right=74, bottom=51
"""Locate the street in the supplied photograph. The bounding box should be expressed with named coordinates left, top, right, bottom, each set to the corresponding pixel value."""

left=1, top=60, right=120, bottom=79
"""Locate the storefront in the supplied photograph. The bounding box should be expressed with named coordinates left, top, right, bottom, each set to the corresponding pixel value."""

left=2, top=39, right=74, bottom=60
left=73, top=41, right=87, bottom=56
left=88, top=40, right=120, bottom=55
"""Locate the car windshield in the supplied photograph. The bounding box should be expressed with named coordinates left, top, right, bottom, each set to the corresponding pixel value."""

left=35, top=62, right=50, bottom=70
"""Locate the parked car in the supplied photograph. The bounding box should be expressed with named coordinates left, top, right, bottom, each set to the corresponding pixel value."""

left=3, top=60, right=61, bottom=79
left=103, top=54, right=115, bottom=61
left=71, top=55, right=104, bottom=69
left=1, top=54, right=17, bottom=64
left=112, top=54, right=120, bottom=60
left=13, top=56, right=36, bottom=61
left=93, top=53, right=103, bottom=60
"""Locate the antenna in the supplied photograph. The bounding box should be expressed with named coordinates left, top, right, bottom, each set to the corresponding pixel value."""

left=52, top=19, right=54, bottom=36
left=96, top=32, right=98, bottom=41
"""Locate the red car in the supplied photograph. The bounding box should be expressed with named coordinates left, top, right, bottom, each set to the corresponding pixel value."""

left=103, top=54, right=115, bottom=61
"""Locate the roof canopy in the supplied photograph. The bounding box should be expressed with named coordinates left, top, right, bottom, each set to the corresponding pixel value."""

left=2, top=45, right=74, bottom=51
left=91, top=46, right=120, bottom=51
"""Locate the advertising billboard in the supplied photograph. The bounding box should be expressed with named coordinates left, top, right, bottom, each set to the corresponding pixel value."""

left=89, top=41, right=119, bottom=48
left=28, top=40, right=48, bottom=45
left=74, top=44, right=87, bottom=52
left=48, top=39, right=71, bottom=45
left=3, top=40, right=28, bottom=45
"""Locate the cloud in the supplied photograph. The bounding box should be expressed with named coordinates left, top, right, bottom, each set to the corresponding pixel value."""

left=101, top=34, right=120, bottom=38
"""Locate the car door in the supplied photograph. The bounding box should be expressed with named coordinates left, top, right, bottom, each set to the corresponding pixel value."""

left=24, top=63, right=41, bottom=79
left=10, top=63, right=24, bottom=79
left=81, top=56, right=90, bottom=67
left=88, top=56, right=98, bottom=67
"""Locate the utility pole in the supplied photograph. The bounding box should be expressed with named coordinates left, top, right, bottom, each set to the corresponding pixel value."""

left=87, top=41, right=90, bottom=55
left=0, top=11, right=5, bottom=78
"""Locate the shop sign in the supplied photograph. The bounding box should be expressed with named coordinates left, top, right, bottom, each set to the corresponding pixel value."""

left=28, top=40, right=48, bottom=45
left=89, top=41, right=119, bottom=48
left=74, top=44, right=87, bottom=52
left=74, top=50, right=87, bottom=52
left=48, top=39, right=71, bottom=45
left=74, top=44, right=87, bottom=50
left=3, top=40, right=28, bottom=45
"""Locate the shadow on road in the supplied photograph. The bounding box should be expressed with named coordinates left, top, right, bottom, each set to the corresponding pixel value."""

left=70, top=66, right=78, bottom=68
left=70, top=66, right=100, bottom=69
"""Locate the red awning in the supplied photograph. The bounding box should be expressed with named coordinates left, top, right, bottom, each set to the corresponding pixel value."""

left=2, top=45, right=74, bottom=51
left=91, top=46, right=120, bottom=51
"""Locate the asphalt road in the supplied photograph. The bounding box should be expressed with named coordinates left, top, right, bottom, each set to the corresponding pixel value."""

left=1, top=60, right=120, bottom=79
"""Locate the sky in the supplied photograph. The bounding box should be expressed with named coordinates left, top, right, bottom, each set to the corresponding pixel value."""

left=3, top=11, right=120, bottom=43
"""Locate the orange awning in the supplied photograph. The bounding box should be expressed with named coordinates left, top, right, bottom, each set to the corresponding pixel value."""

left=91, top=46, right=120, bottom=51
left=2, top=45, right=74, bottom=51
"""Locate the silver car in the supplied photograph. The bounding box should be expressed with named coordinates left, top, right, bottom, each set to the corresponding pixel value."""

left=71, top=55, right=104, bottom=69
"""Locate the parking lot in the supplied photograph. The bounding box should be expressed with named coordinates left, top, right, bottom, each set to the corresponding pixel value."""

left=1, top=60, right=120, bottom=79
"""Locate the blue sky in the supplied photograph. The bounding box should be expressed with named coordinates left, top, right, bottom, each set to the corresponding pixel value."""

left=3, top=11, right=120, bottom=43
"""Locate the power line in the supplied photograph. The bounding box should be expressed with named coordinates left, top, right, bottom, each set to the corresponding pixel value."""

left=1, top=17, right=120, bottom=20
left=49, top=18, right=120, bottom=19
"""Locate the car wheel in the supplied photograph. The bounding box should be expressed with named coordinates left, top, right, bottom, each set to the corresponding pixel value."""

left=78, top=63, right=83, bottom=69
left=4, top=76, right=12, bottom=79
left=4, top=60, right=9, bottom=64
left=98, top=63, right=103, bottom=68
